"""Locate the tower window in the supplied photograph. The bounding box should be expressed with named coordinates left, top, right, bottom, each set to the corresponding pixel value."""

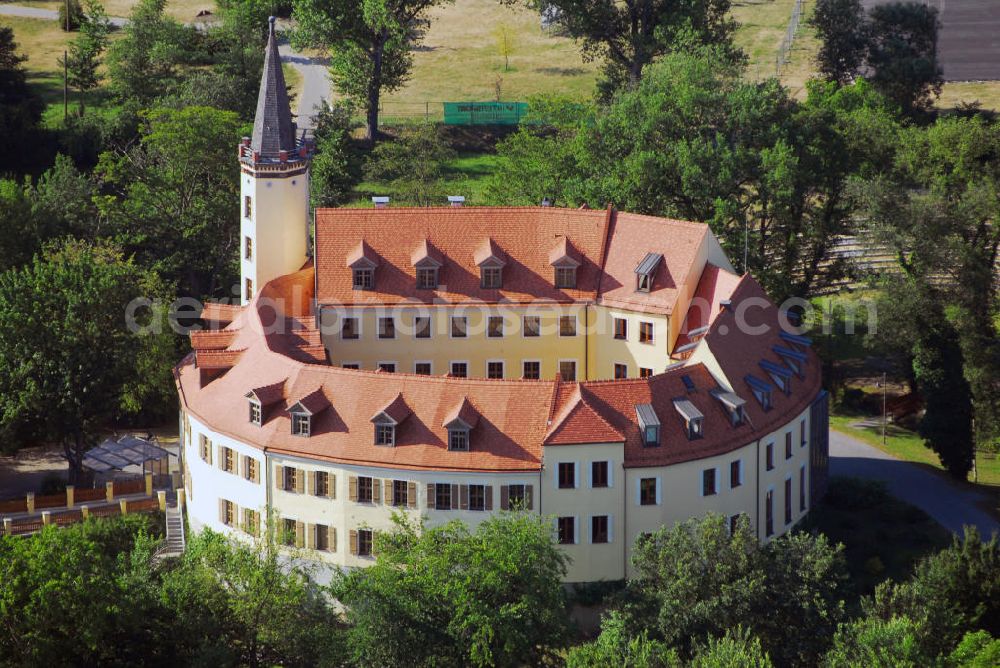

left=245, top=278, right=253, bottom=300
left=245, top=236, right=253, bottom=260
left=244, top=195, right=252, bottom=219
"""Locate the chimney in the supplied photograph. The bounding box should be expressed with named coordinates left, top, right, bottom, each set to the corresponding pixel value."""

left=540, top=196, right=552, bottom=207
left=447, top=195, right=465, bottom=207
left=372, top=196, right=390, bottom=209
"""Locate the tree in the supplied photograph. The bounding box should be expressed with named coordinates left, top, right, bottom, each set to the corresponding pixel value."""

left=863, top=527, right=1000, bottom=659
left=866, top=2, right=942, bottom=115
left=96, top=105, right=245, bottom=298
left=690, top=627, right=774, bottom=668
left=291, top=0, right=454, bottom=142
left=58, top=0, right=85, bottom=32
left=809, top=0, right=868, bottom=85
left=0, top=26, right=43, bottom=173
left=824, top=616, right=928, bottom=668
left=332, top=512, right=571, bottom=667
left=949, top=631, right=1000, bottom=668
left=61, top=0, right=112, bottom=115
left=0, top=240, right=174, bottom=481
left=310, top=102, right=364, bottom=208
left=203, top=0, right=272, bottom=120
left=567, top=611, right=679, bottom=668
left=494, top=22, right=516, bottom=72
left=507, top=0, right=741, bottom=91
left=363, top=123, right=457, bottom=205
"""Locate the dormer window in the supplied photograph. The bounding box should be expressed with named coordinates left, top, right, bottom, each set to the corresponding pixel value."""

left=448, top=428, right=469, bottom=451
left=291, top=412, right=311, bottom=436
left=416, top=267, right=438, bottom=289
left=634, top=252, right=663, bottom=293
left=774, top=345, right=807, bottom=378
left=673, top=398, right=704, bottom=440
left=481, top=266, right=502, bottom=289
left=249, top=399, right=262, bottom=425
left=375, top=423, right=395, bottom=446
left=353, top=268, right=373, bottom=289
left=745, top=375, right=773, bottom=411
left=635, top=403, right=661, bottom=447
left=711, top=389, right=747, bottom=427
left=760, top=360, right=792, bottom=395
left=555, top=266, right=576, bottom=288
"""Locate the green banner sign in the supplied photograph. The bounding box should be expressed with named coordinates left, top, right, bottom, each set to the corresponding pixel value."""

left=443, top=101, right=529, bottom=125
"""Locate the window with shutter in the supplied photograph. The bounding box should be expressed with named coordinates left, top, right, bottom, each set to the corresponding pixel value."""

left=434, top=483, right=451, bottom=510
left=281, top=518, right=296, bottom=546
left=426, top=482, right=436, bottom=509
left=468, top=484, right=485, bottom=511
left=407, top=481, right=417, bottom=508
left=459, top=484, right=469, bottom=510
left=371, top=478, right=381, bottom=503
left=349, top=476, right=358, bottom=501
left=383, top=479, right=393, bottom=505
left=330, top=526, right=337, bottom=552
left=349, top=529, right=358, bottom=555
left=275, top=464, right=285, bottom=490
left=500, top=484, right=509, bottom=510
left=393, top=480, right=408, bottom=507
left=357, top=529, right=373, bottom=556
left=450, top=483, right=459, bottom=510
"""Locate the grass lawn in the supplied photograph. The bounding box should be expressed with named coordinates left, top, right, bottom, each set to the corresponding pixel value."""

left=352, top=150, right=501, bottom=205
left=11, top=0, right=214, bottom=22
left=804, top=476, right=952, bottom=602
left=730, top=0, right=805, bottom=80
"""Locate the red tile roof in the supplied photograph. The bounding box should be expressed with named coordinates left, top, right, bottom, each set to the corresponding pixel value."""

left=673, top=264, right=743, bottom=352
left=443, top=396, right=480, bottom=429
left=191, top=330, right=236, bottom=351
left=200, top=302, right=243, bottom=328
left=545, top=384, right=624, bottom=445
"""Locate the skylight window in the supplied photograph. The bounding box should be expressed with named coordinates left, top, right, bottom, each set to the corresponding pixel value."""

left=635, top=404, right=661, bottom=447
left=634, top=253, right=663, bottom=293
left=745, top=375, right=774, bottom=410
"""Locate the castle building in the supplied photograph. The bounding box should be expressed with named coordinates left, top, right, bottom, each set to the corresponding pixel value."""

left=176, top=22, right=829, bottom=583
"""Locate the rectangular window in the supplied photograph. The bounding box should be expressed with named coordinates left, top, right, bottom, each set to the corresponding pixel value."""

left=291, top=413, right=310, bottom=437
left=315, top=523, right=329, bottom=551
left=643, top=425, right=660, bottom=447
left=766, top=443, right=774, bottom=471
left=243, top=508, right=259, bottom=536
left=375, top=424, right=394, bottom=446
left=414, top=362, right=432, bottom=375
left=314, top=471, right=330, bottom=497
left=639, top=321, right=654, bottom=344
left=352, top=268, right=373, bottom=290
left=729, top=514, right=741, bottom=536
left=357, top=528, right=373, bottom=556
left=559, top=360, right=577, bottom=381
left=523, top=315, right=540, bottom=337
left=357, top=476, right=374, bottom=503
left=702, top=468, right=717, bottom=496
left=450, top=317, right=467, bottom=338
left=435, top=483, right=452, bottom=510
left=450, top=361, right=468, bottom=378
left=522, top=360, right=540, bottom=380
left=487, top=316, right=504, bottom=338
left=244, top=195, right=252, bottom=218
left=342, top=363, right=360, bottom=369
left=481, top=266, right=502, bottom=289
left=249, top=401, right=261, bottom=425
left=559, top=315, right=577, bottom=336
left=640, top=478, right=657, bottom=505
left=555, top=266, right=576, bottom=289
left=282, top=518, right=296, bottom=546
left=766, top=489, right=774, bottom=537
left=591, top=515, right=609, bottom=544
left=414, top=316, right=431, bottom=339
left=244, top=236, right=253, bottom=260
left=557, top=516, right=575, bottom=545
left=199, top=435, right=211, bottom=462
left=393, top=479, right=408, bottom=507
left=468, top=484, right=486, bottom=511
left=283, top=466, right=298, bottom=492
left=244, top=458, right=257, bottom=483
left=639, top=367, right=653, bottom=378
left=799, top=465, right=807, bottom=511
left=378, top=317, right=395, bottom=339
left=416, top=267, right=437, bottom=289
left=508, top=484, right=526, bottom=508
left=222, top=499, right=235, bottom=526
left=223, top=447, right=234, bottom=473
left=801, top=419, right=807, bottom=446
left=377, top=362, right=396, bottom=373
left=245, top=278, right=253, bottom=300
left=785, top=432, right=793, bottom=460
left=449, top=429, right=469, bottom=451
left=785, top=477, right=793, bottom=525
left=558, top=462, right=576, bottom=489
left=614, top=317, right=627, bottom=340
left=341, top=317, right=359, bottom=340
left=591, top=461, right=609, bottom=488
left=614, top=363, right=628, bottom=379
left=487, top=361, right=504, bottom=379
left=730, top=460, right=743, bottom=488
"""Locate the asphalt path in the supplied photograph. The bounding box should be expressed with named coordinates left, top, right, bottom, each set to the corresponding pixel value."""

left=830, top=428, right=999, bottom=537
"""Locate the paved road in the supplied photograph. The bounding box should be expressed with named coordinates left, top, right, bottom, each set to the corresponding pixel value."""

left=0, top=6, right=329, bottom=129
left=830, top=429, right=999, bottom=537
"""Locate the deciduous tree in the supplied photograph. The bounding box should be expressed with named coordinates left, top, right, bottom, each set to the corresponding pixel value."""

left=809, top=0, right=868, bottom=85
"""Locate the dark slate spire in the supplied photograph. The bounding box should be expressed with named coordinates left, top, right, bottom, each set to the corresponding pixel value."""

left=250, top=17, right=296, bottom=159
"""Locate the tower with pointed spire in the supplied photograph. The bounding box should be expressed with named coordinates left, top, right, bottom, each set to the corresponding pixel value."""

left=237, top=16, right=313, bottom=305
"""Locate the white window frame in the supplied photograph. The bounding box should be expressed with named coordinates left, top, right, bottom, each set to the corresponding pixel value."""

left=486, top=359, right=505, bottom=379
left=340, top=315, right=361, bottom=340
left=558, top=358, right=578, bottom=382
left=521, top=314, right=542, bottom=338
left=701, top=466, right=720, bottom=497
left=376, top=361, right=397, bottom=373
left=558, top=314, right=578, bottom=337
left=613, top=362, right=629, bottom=379
left=555, top=461, right=579, bottom=490
left=449, top=360, right=469, bottom=378
left=521, top=359, right=542, bottom=380
left=588, top=460, right=613, bottom=488
left=377, top=316, right=395, bottom=339
left=555, top=515, right=579, bottom=545
left=341, top=361, right=361, bottom=369
left=449, top=316, right=468, bottom=339
left=636, top=476, right=661, bottom=506
left=784, top=473, right=794, bottom=526
left=487, top=315, right=505, bottom=338
left=589, top=514, right=613, bottom=544
left=730, top=459, right=743, bottom=488
left=413, top=360, right=433, bottom=375
left=413, top=315, right=433, bottom=339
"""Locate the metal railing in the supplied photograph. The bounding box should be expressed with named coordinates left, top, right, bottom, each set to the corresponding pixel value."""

left=776, top=0, right=805, bottom=76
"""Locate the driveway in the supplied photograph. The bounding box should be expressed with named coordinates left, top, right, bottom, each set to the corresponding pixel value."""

left=830, top=429, right=999, bottom=537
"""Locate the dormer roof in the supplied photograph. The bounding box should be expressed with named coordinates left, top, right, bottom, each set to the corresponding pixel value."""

left=549, top=237, right=582, bottom=267
left=443, top=396, right=480, bottom=430
left=371, top=393, right=410, bottom=425
left=246, top=379, right=285, bottom=406
left=411, top=239, right=443, bottom=268
left=250, top=17, right=296, bottom=159
left=346, top=241, right=378, bottom=269
left=545, top=385, right=624, bottom=445
left=288, top=387, right=328, bottom=415
left=473, top=238, right=506, bottom=267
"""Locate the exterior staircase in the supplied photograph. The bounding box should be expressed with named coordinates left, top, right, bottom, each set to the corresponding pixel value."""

left=155, top=492, right=186, bottom=562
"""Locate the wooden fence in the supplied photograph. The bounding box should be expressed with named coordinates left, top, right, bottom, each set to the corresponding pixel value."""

left=0, top=498, right=163, bottom=536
